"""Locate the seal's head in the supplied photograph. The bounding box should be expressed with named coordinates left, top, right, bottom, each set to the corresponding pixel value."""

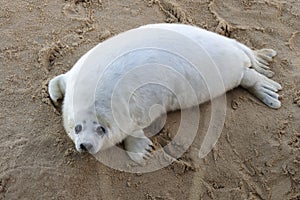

left=71, top=120, right=108, bottom=154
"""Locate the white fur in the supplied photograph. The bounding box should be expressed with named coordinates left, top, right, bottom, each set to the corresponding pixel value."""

left=48, top=23, right=281, bottom=164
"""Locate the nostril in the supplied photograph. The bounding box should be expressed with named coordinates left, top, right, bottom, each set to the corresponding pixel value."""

left=79, top=143, right=93, bottom=152
left=80, top=143, right=87, bottom=152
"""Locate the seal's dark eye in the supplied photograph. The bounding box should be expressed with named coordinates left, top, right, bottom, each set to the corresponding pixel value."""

left=96, top=126, right=106, bottom=136
left=75, top=125, right=82, bottom=134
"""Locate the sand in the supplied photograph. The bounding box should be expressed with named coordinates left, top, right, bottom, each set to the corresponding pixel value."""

left=0, top=0, right=299, bottom=199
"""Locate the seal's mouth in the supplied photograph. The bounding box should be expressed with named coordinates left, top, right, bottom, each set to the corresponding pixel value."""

left=86, top=149, right=97, bottom=155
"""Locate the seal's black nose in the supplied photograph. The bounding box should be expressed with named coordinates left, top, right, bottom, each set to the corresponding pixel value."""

left=80, top=143, right=93, bottom=152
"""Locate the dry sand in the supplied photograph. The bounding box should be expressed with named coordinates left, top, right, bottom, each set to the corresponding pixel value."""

left=0, top=0, right=299, bottom=199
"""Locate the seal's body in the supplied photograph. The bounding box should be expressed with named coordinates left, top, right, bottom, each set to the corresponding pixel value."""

left=49, top=24, right=281, bottom=164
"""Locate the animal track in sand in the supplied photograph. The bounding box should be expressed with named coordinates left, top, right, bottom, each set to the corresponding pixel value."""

left=148, top=0, right=193, bottom=24
left=38, top=41, right=70, bottom=71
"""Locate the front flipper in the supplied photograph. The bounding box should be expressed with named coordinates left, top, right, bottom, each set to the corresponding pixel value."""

left=124, top=130, right=155, bottom=165
left=48, top=74, right=66, bottom=106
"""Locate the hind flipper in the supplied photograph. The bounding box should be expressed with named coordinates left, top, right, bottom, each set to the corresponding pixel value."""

left=241, top=68, right=282, bottom=109
left=252, top=48, right=277, bottom=78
